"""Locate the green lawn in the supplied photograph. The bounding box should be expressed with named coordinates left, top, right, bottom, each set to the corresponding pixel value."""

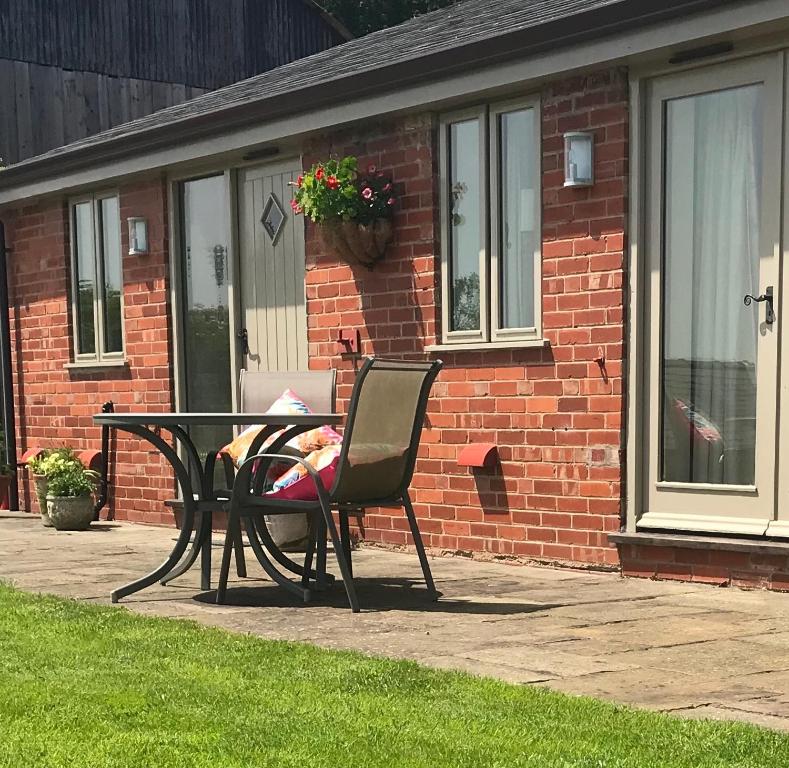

left=0, top=584, right=787, bottom=767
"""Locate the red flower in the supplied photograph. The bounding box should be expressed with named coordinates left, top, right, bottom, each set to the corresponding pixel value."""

left=361, top=187, right=374, bottom=200
left=327, top=175, right=339, bottom=190
left=290, top=198, right=302, bottom=213
left=315, top=167, right=325, bottom=181
left=296, top=175, right=304, bottom=187
left=387, top=197, right=397, bottom=206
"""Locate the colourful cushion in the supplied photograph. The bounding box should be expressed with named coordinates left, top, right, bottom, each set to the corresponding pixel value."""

left=267, top=445, right=341, bottom=501
left=222, top=389, right=342, bottom=467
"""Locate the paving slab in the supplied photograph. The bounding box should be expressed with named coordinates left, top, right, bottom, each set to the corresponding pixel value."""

left=2, top=512, right=789, bottom=731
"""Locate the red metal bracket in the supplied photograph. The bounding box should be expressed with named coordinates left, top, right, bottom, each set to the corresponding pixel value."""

left=338, top=327, right=361, bottom=355
left=457, top=443, right=498, bottom=468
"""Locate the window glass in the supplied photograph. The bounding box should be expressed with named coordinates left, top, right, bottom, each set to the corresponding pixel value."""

left=73, top=202, right=96, bottom=355
left=449, top=119, right=481, bottom=332
left=499, top=107, right=537, bottom=329
left=180, top=176, right=233, bottom=462
left=100, top=197, right=123, bottom=353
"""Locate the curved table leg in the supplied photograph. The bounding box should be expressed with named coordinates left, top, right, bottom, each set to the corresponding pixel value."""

left=110, top=424, right=200, bottom=603
left=250, top=517, right=335, bottom=585
left=161, top=508, right=213, bottom=588
left=242, top=517, right=312, bottom=602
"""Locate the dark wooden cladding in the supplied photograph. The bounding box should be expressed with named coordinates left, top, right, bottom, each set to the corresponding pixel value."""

left=0, top=59, right=207, bottom=164
left=0, top=0, right=345, bottom=90
left=0, top=0, right=345, bottom=164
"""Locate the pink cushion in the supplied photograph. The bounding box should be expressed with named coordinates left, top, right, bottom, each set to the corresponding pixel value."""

left=267, top=445, right=341, bottom=501
left=222, top=389, right=341, bottom=467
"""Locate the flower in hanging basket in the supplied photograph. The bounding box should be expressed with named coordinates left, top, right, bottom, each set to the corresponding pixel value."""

left=290, top=156, right=396, bottom=267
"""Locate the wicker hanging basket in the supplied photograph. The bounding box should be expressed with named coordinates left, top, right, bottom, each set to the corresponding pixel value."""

left=320, top=218, right=394, bottom=268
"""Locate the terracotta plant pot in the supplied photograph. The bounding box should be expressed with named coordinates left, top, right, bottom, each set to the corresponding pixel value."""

left=320, top=218, right=393, bottom=267
left=47, top=495, right=94, bottom=531
left=32, top=472, right=52, bottom=527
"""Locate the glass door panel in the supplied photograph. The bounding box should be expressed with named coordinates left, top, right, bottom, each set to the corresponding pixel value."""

left=661, top=85, right=762, bottom=487
left=642, top=55, right=782, bottom=534
left=179, top=175, right=234, bottom=466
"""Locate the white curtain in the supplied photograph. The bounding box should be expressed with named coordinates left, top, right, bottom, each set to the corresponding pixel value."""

left=662, top=84, right=762, bottom=485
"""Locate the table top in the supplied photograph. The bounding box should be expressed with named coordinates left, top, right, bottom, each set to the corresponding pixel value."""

left=93, top=412, right=342, bottom=427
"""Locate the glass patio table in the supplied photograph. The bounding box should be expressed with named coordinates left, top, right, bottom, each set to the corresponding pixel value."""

left=92, top=411, right=341, bottom=603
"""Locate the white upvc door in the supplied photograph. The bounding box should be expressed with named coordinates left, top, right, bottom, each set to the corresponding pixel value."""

left=640, top=54, right=784, bottom=535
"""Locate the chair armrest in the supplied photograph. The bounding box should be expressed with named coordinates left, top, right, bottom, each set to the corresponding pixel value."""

left=233, top=451, right=331, bottom=508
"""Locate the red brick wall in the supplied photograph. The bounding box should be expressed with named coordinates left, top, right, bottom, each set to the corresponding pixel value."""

left=619, top=542, right=789, bottom=591
left=5, top=177, right=176, bottom=523
left=305, top=68, right=628, bottom=568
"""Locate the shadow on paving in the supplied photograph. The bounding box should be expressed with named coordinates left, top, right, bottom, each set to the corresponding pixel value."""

left=193, top=579, right=559, bottom=615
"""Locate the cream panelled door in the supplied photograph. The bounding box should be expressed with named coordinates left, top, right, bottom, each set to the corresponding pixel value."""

left=237, top=161, right=308, bottom=373
left=639, top=55, right=784, bottom=535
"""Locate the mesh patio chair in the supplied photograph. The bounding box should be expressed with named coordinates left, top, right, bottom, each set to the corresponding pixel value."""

left=216, top=356, right=443, bottom=612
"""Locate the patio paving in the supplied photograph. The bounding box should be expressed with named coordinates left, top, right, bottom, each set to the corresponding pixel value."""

left=2, top=510, right=789, bottom=731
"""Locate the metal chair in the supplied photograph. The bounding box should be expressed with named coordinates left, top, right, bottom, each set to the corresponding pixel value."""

left=216, top=356, right=443, bottom=612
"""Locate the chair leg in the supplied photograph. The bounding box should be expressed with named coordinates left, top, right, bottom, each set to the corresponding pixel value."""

left=232, top=522, right=247, bottom=578
left=403, top=491, right=439, bottom=599
left=318, top=503, right=359, bottom=612
left=216, top=505, right=241, bottom=604
left=302, top=514, right=318, bottom=588
left=316, top=517, right=328, bottom=588
left=339, top=512, right=353, bottom=580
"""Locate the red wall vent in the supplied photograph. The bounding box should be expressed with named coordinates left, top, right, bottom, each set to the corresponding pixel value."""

left=457, top=443, right=498, bottom=468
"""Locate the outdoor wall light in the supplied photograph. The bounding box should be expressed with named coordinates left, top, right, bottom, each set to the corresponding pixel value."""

left=563, top=131, right=594, bottom=188
left=127, top=217, right=148, bottom=256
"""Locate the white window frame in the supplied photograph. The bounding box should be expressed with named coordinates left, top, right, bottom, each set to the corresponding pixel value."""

left=68, top=192, right=125, bottom=365
left=437, top=96, right=542, bottom=349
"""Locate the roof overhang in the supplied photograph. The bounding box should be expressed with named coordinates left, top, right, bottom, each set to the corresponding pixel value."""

left=1, top=0, right=787, bottom=206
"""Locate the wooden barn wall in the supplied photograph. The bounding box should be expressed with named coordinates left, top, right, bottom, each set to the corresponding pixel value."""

left=0, top=59, right=207, bottom=164
left=0, top=0, right=344, bottom=90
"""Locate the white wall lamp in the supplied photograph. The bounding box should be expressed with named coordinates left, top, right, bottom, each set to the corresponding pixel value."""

left=563, top=131, right=594, bottom=188
left=127, top=217, right=148, bottom=256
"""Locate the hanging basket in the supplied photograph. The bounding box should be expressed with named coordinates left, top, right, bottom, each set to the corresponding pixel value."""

left=320, top=219, right=393, bottom=268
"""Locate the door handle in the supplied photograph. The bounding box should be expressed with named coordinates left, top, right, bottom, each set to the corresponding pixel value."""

left=744, top=286, right=775, bottom=325
left=236, top=327, right=250, bottom=356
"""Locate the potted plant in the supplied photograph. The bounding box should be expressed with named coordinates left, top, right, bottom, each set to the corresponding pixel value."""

left=28, top=448, right=82, bottom=527
left=45, top=460, right=99, bottom=531
left=291, top=156, right=397, bottom=267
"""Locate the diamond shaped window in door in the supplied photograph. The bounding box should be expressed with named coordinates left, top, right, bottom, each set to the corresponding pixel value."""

left=261, top=193, right=286, bottom=244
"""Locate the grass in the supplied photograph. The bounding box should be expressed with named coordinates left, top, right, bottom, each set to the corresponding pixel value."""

left=0, top=584, right=787, bottom=767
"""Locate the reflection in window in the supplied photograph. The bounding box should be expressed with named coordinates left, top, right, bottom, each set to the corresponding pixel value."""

left=70, top=195, right=123, bottom=360
left=661, top=84, right=762, bottom=485
left=499, top=107, right=537, bottom=330
left=449, top=119, right=481, bottom=332
left=180, top=176, right=233, bottom=463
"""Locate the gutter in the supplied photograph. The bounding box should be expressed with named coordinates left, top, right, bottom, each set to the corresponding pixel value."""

left=0, top=0, right=744, bottom=195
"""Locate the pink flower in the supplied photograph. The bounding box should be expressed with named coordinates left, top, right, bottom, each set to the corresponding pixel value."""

left=327, top=175, right=339, bottom=190
left=297, top=175, right=304, bottom=187
left=361, top=187, right=374, bottom=200
left=290, top=199, right=302, bottom=214
left=382, top=182, right=392, bottom=193
left=367, top=164, right=377, bottom=174
left=387, top=197, right=396, bottom=206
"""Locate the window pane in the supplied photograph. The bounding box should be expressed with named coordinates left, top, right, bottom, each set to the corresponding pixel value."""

left=499, top=107, right=537, bottom=329
left=100, top=197, right=123, bottom=353
left=181, top=176, right=233, bottom=461
left=449, top=119, right=481, bottom=332
left=73, top=202, right=96, bottom=355
left=661, top=84, right=762, bottom=485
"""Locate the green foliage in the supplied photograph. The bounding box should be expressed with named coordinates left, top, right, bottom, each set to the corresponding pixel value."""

left=45, top=462, right=98, bottom=498
left=452, top=273, right=480, bottom=331
left=27, top=448, right=81, bottom=477
left=292, top=156, right=397, bottom=225
left=1, top=583, right=788, bottom=767
left=322, top=0, right=458, bottom=36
